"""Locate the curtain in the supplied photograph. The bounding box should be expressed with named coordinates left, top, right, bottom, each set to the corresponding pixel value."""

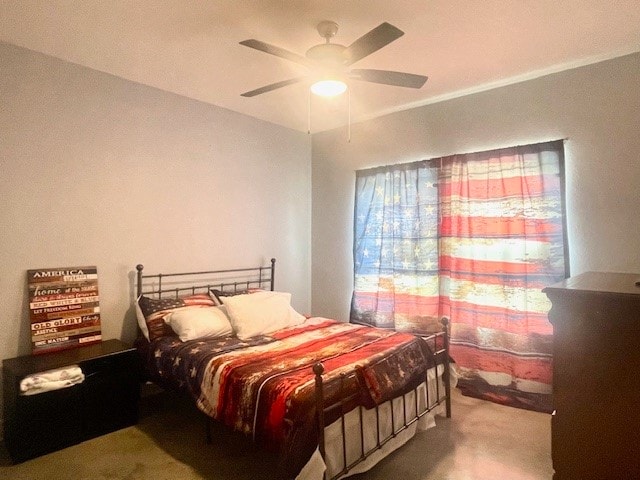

left=440, top=141, right=566, bottom=412
left=351, top=162, right=441, bottom=334
left=351, top=141, right=567, bottom=412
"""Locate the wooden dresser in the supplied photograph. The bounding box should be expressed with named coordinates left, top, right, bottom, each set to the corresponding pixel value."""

left=544, top=272, right=640, bottom=480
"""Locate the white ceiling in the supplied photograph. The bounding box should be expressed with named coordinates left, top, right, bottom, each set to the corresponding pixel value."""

left=1, top=1, right=639, bottom=133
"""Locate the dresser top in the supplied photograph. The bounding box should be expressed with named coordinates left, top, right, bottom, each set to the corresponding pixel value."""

left=2, top=339, right=134, bottom=378
left=545, top=271, right=640, bottom=296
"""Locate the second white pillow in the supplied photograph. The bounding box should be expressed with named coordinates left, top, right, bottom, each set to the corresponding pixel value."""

left=165, top=306, right=233, bottom=342
left=222, top=291, right=293, bottom=340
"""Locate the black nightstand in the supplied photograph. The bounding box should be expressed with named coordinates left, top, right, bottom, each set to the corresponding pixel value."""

left=3, top=339, right=140, bottom=463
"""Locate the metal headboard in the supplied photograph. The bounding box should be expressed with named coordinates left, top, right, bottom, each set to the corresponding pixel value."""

left=136, top=258, right=276, bottom=299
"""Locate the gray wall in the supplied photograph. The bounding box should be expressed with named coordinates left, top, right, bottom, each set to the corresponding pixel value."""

left=0, top=42, right=312, bottom=364
left=311, top=52, right=640, bottom=320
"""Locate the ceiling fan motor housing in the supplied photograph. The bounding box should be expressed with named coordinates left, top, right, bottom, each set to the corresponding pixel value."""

left=306, top=21, right=347, bottom=69
left=306, top=43, right=347, bottom=67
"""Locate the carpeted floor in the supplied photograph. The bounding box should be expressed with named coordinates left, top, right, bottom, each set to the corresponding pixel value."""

left=0, top=387, right=552, bottom=480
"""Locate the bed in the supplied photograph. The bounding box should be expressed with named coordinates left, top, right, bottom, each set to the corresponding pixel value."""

left=134, top=259, right=451, bottom=480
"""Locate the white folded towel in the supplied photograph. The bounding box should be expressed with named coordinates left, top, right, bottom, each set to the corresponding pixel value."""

left=19, top=365, right=85, bottom=395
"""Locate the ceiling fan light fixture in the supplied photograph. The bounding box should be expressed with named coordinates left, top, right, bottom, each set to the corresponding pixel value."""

left=310, top=79, right=347, bottom=97
left=240, top=21, right=427, bottom=103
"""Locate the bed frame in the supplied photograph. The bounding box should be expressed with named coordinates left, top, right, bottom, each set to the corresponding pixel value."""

left=135, top=259, right=451, bottom=480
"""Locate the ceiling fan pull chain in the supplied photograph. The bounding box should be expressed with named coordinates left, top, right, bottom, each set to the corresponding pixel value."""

left=348, top=87, right=351, bottom=143
left=308, top=88, right=311, bottom=135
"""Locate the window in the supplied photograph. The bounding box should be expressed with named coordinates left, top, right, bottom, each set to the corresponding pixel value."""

left=352, top=141, right=567, bottom=412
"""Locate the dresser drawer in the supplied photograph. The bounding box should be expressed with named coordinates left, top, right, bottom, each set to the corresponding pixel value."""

left=6, top=385, right=84, bottom=462
left=81, top=359, right=139, bottom=437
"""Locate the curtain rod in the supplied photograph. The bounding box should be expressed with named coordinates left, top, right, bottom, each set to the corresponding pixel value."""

left=356, top=138, right=568, bottom=177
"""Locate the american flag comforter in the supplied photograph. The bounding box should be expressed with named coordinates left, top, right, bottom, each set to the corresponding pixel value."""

left=140, top=318, right=436, bottom=477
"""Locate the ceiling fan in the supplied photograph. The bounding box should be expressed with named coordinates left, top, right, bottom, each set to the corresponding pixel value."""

left=239, top=21, right=428, bottom=98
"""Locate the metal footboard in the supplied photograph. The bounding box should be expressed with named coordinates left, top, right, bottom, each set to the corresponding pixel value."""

left=313, top=319, right=451, bottom=480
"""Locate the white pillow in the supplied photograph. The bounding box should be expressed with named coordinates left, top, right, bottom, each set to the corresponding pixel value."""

left=286, top=305, right=306, bottom=327
left=164, top=306, right=233, bottom=342
left=222, top=291, right=294, bottom=340
left=135, top=297, right=150, bottom=341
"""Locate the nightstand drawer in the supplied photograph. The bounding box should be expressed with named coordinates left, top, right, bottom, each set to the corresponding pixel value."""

left=6, top=386, right=84, bottom=462
left=82, top=358, right=139, bottom=437
left=82, top=349, right=137, bottom=375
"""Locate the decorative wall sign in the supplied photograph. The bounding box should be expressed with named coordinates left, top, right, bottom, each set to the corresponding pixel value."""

left=27, top=266, right=102, bottom=355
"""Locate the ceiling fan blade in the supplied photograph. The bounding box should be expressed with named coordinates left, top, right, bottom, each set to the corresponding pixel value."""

left=241, top=77, right=306, bottom=97
left=239, top=39, right=315, bottom=69
left=350, top=69, right=428, bottom=88
left=342, top=23, right=404, bottom=66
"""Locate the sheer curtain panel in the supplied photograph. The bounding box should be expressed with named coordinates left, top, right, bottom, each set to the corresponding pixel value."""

left=439, top=141, right=567, bottom=412
left=351, top=162, right=441, bottom=334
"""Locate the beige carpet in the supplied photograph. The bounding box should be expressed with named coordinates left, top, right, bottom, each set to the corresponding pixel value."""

left=0, top=387, right=552, bottom=480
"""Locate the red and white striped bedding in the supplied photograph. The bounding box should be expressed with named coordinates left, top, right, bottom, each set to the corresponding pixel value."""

left=140, top=317, right=437, bottom=476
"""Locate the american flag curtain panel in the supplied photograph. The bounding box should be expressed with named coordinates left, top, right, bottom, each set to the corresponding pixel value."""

left=352, top=140, right=567, bottom=412
left=351, top=161, right=441, bottom=334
